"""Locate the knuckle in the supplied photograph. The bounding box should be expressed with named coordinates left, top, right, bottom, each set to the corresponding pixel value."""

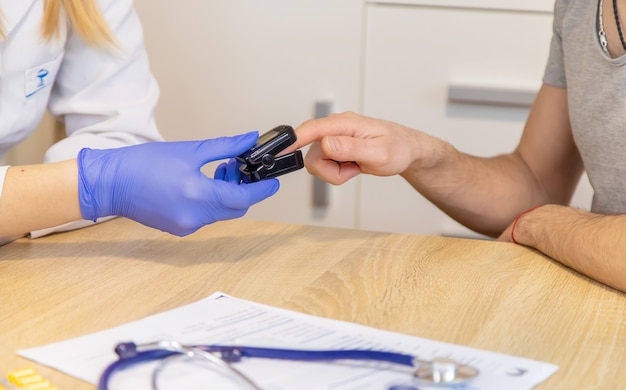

left=171, top=213, right=201, bottom=235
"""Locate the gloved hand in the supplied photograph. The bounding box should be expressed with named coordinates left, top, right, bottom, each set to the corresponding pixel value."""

left=214, top=157, right=243, bottom=184
left=77, top=132, right=280, bottom=236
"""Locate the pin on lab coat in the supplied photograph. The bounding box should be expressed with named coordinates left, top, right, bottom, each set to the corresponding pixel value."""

left=0, top=0, right=164, bottom=241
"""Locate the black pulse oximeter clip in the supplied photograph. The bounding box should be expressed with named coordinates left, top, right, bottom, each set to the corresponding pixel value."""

left=237, top=125, right=304, bottom=183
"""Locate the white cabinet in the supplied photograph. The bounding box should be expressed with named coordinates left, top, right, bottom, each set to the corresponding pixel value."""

left=133, top=0, right=364, bottom=229
left=359, top=2, right=593, bottom=237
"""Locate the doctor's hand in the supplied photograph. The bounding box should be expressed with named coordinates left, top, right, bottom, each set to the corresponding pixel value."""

left=290, top=112, right=430, bottom=185
left=77, top=132, right=279, bottom=236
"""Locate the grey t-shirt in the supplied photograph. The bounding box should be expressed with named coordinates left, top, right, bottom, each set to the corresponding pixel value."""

left=543, top=0, right=626, bottom=214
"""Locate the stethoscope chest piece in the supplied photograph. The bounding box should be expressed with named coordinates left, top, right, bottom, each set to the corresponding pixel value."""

left=414, top=357, right=479, bottom=385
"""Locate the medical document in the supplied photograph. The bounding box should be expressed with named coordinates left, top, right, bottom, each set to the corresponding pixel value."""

left=19, top=292, right=558, bottom=389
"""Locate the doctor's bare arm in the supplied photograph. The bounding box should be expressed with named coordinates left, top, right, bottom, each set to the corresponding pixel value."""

left=0, top=161, right=82, bottom=238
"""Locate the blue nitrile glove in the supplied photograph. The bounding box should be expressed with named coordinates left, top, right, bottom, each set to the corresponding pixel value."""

left=77, top=132, right=280, bottom=236
left=214, top=157, right=242, bottom=184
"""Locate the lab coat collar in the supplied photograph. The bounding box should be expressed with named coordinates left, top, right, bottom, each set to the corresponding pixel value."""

left=1, top=0, right=39, bottom=37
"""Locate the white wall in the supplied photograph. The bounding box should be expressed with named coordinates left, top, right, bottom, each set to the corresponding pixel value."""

left=133, top=0, right=363, bottom=141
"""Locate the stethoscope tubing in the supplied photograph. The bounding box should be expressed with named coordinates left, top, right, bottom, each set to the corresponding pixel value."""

left=99, top=344, right=416, bottom=390
left=98, top=349, right=176, bottom=390
left=199, top=345, right=416, bottom=366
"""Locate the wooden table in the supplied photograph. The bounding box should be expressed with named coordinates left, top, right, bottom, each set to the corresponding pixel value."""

left=1, top=217, right=625, bottom=389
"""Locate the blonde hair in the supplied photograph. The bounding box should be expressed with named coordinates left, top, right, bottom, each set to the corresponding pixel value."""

left=2, top=0, right=116, bottom=47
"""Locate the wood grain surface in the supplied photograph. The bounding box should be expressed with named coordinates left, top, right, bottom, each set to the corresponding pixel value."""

left=1, top=217, right=624, bottom=389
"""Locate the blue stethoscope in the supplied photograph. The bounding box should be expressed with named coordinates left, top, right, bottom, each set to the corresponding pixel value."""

left=98, top=340, right=479, bottom=390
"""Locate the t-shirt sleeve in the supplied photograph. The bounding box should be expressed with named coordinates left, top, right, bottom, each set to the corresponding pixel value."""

left=543, top=1, right=567, bottom=88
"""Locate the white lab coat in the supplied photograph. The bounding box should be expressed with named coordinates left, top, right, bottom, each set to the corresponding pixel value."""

left=0, top=0, right=164, bottom=243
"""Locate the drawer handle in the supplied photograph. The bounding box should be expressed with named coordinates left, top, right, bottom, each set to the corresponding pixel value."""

left=447, top=82, right=538, bottom=108
left=312, top=101, right=333, bottom=207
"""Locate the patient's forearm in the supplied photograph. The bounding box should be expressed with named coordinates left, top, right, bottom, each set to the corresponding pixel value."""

left=514, top=204, right=626, bottom=292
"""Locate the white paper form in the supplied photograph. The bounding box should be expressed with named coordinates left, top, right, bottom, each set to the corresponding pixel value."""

left=19, top=292, right=558, bottom=390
